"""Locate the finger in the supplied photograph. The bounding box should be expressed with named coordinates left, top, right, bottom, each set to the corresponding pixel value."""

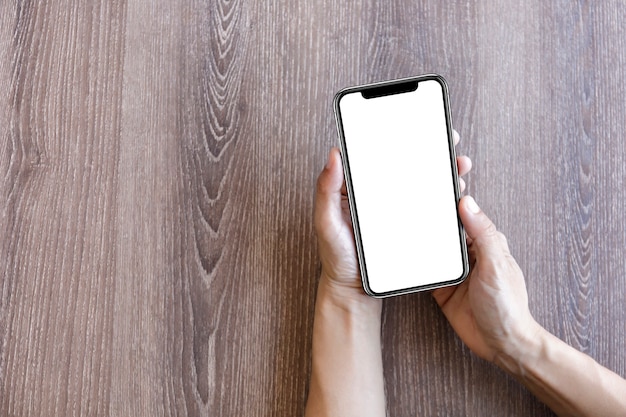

left=458, top=196, right=509, bottom=255
left=432, top=277, right=470, bottom=310
left=317, top=148, right=344, bottom=195
left=453, top=129, right=460, bottom=146
left=432, top=285, right=456, bottom=307
left=459, top=177, right=466, bottom=192
left=315, top=148, right=345, bottom=230
left=457, top=155, right=472, bottom=177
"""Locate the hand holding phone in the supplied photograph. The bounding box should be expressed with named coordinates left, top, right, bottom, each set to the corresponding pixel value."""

left=334, top=74, right=469, bottom=297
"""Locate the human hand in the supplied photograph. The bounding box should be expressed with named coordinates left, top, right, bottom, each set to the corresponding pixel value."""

left=432, top=197, right=540, bottom=363
left=314, top=130, right=472, bottom=303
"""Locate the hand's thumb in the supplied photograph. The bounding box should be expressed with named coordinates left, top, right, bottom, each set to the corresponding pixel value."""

left=459, top=196, right=506, bottom=253
left=314, top=148, right=345, bottom=232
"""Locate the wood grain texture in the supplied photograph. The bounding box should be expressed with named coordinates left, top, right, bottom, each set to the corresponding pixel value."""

left=1, top=1, right=625, bottom=416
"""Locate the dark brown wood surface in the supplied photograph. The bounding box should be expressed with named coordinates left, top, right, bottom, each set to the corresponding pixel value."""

left=1, top=1, right=625, bottom=415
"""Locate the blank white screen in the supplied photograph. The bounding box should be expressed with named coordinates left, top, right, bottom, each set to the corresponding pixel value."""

left=339, top=79, right=464, bottom=294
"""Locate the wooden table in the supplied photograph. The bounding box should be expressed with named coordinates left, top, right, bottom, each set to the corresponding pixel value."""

left=1, top=1, right=625, bottom=415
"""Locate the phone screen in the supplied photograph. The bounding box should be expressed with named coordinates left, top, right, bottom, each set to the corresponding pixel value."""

left=335, top=76, right=468, bottom=296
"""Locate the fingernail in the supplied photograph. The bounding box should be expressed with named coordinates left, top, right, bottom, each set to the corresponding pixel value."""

left=466, top=196, right=480, bottom=214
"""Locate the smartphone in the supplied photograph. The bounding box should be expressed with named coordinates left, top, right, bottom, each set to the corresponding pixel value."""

left=333, top=74, right=469, bottom=297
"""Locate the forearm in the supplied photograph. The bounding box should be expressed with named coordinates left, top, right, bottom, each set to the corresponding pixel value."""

left=496, top=323, right=626, bottom=417
left=305, top=276, right=386, bottom=417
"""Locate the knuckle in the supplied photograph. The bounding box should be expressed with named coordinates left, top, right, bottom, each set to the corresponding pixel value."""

left=483, top=221, right=498, bottom=237
left=496, top=231, right=512, bottom=252
left=315, top=172, right=327, bottom=195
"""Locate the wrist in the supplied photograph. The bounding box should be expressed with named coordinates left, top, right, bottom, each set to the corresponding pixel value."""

left=493, top=319, right=547, bottom=377
left=317, top=272, right=382, bottom=320
left=308, top=275, right=386, bottom=417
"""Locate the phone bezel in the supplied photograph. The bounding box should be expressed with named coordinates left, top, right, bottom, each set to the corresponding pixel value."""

left=333, top=74, right=469, bottom=297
